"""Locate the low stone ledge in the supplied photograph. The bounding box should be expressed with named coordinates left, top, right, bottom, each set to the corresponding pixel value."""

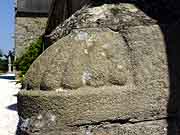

left=75, top=119, right=168, bottom=135
left=17, top=85, right=168, bottom=134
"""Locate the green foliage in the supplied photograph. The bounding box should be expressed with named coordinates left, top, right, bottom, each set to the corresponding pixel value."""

left=0, top=58, right=8, bottom=72
left=14, top=37, right=43, bottom=76
left=0, top=49, right=3, bottom=57
left=0, top=49, right=6, bottom=72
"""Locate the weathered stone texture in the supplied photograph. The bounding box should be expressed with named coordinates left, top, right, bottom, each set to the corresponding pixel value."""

left=125, top=25, right=169, bottom=89
left=15, top=17, right=47, bottom=58
left=17, top=2, right=180, bottom=135
left=24, top=28, right=132, bottom=90
left=45, top=4, right=157, bottom=47
left=46, top=0, right=92, bottom=34
left=18, top=24, right=170, bottom=134
left=17, top=87, right=168, bottom=135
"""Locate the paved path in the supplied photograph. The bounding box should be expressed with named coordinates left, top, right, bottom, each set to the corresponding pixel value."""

left=0, top=78, right=20, bottom=135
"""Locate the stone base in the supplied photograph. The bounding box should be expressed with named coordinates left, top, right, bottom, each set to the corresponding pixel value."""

left=17, top=85, right=170, bottom=135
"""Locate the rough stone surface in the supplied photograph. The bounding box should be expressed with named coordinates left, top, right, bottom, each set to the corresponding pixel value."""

left=45, top=0, right=92, bottom=35
left=75, top=120, right=168, bottom=135
left=45, top=3, right=157, bottom=47
left=15, top=17, right=47, bottom=58
left=17, top=87, right=168, bottom=134
left=17, top=2, right=180, bottom=135
left=24, top=28, right=132, bottom=90
left=125, top=25, right=169, bottom=90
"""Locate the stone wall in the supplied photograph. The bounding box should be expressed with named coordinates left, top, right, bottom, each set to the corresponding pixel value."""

left=15, top=17, right=47, bottom=58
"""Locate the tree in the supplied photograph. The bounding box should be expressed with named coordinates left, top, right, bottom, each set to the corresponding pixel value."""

left=0, top=49, right=7, bottom=73
left=14, top=37, right=43, bottom=76
left=4, top=49, right=15, bottom=62
left=0, top=49, right=3, bottom=57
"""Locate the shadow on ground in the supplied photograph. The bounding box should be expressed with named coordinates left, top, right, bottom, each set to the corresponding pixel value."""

left=7, top=103, right=17, bottom=111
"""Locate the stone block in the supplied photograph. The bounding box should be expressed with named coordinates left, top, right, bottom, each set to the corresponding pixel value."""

left=17, top=85, right=168, bottom=134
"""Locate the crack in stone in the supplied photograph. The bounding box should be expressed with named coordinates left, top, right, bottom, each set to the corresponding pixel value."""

left=120, top=29, right=137, bottom=86
left=70, top=117, right=169, bottom=127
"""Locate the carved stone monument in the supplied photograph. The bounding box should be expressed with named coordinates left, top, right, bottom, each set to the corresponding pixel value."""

left=17, top=1, right=180, bottom=135
left=8, top=55, right=12, bottom=73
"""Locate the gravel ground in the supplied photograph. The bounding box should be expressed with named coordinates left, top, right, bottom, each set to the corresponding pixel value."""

left=0, top=78, right=20, bottom=135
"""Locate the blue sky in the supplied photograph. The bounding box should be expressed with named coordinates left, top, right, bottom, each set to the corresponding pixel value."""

left=0, top=0, right=14, bottom=54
